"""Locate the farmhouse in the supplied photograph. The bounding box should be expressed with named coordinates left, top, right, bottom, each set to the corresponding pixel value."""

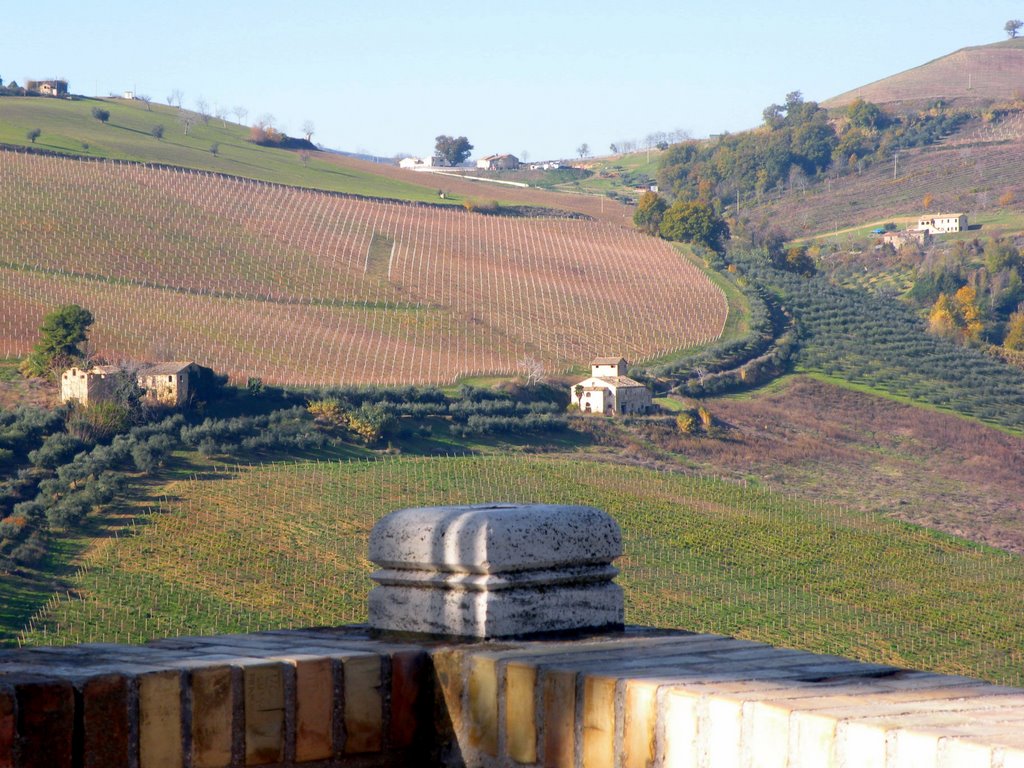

left=570, top=357, right=653, bottom=415
left=60, top=365, right=120, bottom=406
left=882, top=229, right=930, bottom=249
left=61, top=361, right=199, bottom=408
left=398, top=156, right=448, bottom=171
left=26, top=79, right=68, bottom=97
left=137, top=361, right=199, bottom=407
left=476, top=153, right=520, bottom=171
left=916, top=213, right=968, bottom=234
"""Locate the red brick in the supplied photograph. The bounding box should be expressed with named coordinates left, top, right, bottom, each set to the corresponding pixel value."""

left=15, top=680, right=75, bottom=768
left=82, top=675, right=132, bottom=768
left=0, top=686, right=14, bottom=768
left=390, top=650, right=428, bottom=749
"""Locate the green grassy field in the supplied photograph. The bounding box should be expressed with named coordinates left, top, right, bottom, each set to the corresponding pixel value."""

left=17, top=456, right=1023, bottom=686
left=0, top=96, right=450, bottom=203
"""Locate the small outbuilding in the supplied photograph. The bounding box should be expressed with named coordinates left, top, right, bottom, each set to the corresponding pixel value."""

left=570, top=357, right=653, bottom=416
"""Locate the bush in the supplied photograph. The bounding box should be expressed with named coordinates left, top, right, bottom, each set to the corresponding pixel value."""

left=66, top=402, right=130, bottom=443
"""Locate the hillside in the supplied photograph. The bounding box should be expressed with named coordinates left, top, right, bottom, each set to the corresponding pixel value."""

left=0, top=151, right=727, bottom=385
left=740, top=111, right=1024, bottom=237
left=18, top=456, right=1023, bottom=686
left=823, top=38, right=1024, bottom=112
left=0, top=96, right=631, bottom=221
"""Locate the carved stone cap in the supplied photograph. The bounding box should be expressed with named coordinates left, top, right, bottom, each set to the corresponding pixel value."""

left=368, top=502, right=622, bottom=575
left=367, top=503, right=624, bottom=638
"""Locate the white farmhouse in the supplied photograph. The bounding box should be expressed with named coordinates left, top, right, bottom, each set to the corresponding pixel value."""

left=570, top=357, right=653, bottom=416
left=916, top=213, right=968, bottom=234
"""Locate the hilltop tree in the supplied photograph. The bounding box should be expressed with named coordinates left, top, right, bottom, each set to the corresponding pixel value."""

left=302, top=120, right=315, bottom=142
left=434, top=135, right=473, bottom=166
left=26, top=128, right=41, bottom=144
left=91, top=107, right=110, bottom=124
left=137, top=94, right=152, bottom=111
left=576, top=142, right=590, bottom=159
left=1005, top=19, right=1023, bottom=38
left=20, top=305, right=94, bottom=379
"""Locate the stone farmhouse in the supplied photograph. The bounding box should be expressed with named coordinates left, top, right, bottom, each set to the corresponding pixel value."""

left=917, top=213, right=968, bottom=234
left=61, top=361, right=199, bottom=408
left=883, top=229, right=930, bottom=250
left=476, top=153, right=520, bottom=171
left=26, top=79, right=68, bottom=97
left=570, top=357, right=654, bottom=415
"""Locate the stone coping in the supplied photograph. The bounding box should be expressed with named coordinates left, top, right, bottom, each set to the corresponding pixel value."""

left=1, top=626, right=1022, bottom=766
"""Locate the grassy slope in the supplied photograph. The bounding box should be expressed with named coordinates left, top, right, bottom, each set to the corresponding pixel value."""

left=0, top=96, right=454, bottom=203
left=17, top=456, right=1023, bottom=686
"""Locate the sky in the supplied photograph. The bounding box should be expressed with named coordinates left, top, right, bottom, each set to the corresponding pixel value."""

left=4, top=1, right=1022, bottom=160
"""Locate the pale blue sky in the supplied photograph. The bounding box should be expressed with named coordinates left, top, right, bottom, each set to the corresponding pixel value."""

left=4, top=2, right=1021, bottom=160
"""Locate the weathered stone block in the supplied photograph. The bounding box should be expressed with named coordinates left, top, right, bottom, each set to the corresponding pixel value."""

left=15, top=680, right=74, bottom=768
left=505, top=661, right=537, bottom=764
left=369, top=503, right=623, bottom=638
left=467, top=656, right=498, bottom=756
left=243, top=663, right=285, bottom=766
left=342, top=655, right=382, bottom=754
left=139, top=670, right=184, bottom=768
left=582, top=675, right=617, bottom=768
left=390, top=650, right=428, bottom=750
left=191, top=665, right=234, bottom=768
left=82, top=674, right=132, bottom=768
left=292, top=656, right=334, bottom=762
left=542, top=669, right=576, bottom=768
left=623, top=680, right=657, bottom=768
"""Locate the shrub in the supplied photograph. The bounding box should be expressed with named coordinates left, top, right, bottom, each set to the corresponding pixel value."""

left=66, top=402, right=130, bottom=443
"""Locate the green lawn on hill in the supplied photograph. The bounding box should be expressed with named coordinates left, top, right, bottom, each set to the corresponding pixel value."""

left=0, top=96, right=449, bottom=203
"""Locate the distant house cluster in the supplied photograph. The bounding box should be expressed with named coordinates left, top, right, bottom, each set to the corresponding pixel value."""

left=476, top=154, right=520, bottom=171
left=570, top=358, right=653, bottom=416
left=61, top=362, right=199, bottom=408
left=26, top=79, right=68, bottom=97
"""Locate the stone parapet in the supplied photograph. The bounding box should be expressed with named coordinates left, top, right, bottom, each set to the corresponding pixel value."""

left=1, top=626, right=1023, bottom=766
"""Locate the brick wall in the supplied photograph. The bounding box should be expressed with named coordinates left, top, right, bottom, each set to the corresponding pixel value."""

left=2, top=625, right=1023, bottom=767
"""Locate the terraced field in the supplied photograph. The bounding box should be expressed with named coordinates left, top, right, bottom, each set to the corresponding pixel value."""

left=20, top=456, right=1023, bottom=686
left=0, top=151, right=727, bottom=385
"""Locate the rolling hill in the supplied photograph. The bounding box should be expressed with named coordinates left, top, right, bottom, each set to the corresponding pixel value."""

left=823, top=38, right=1024, bottom=112
left=19, top=456, right=1023, bottom=686
left=0, top=150, right=727, bottom=385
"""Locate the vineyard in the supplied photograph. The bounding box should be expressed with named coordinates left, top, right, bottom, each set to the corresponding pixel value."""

left=18, top=456, right=1023, bottom=686
left=0, top=151, right=727, bottom=385
left=728, top=250, right=1024, bottom=430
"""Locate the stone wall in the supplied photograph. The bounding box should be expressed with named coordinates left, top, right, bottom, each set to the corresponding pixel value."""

left=2, top=625, right=1024, bottom=767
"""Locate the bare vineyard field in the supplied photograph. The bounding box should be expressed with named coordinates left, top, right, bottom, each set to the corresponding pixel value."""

left=19, top=456, right=1024, bottom=686
left=0, top=151, right=727, bottom=385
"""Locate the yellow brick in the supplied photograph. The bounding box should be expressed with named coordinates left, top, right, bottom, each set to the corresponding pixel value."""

left=431, top=649, right=465, bottom=739
left=505, top=662, right=537, bottom=764
left=244, top=664, right=285, bottom=766
left=467, top=656, right=498, bottom=756
left=294, top=657, right=334, bottom=762
left=343, top=655, right=382, bottom=754
left=623, top=680, right=657, bottom=768
left=139, top=671, right=183, bottom=768
left=582, top=675, right=617, bottom=768
left=542, top=669, right=576, bottom=768
left=191, top=666, right=233, bottom=768
left=663, top=689, right=700, bottom=767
